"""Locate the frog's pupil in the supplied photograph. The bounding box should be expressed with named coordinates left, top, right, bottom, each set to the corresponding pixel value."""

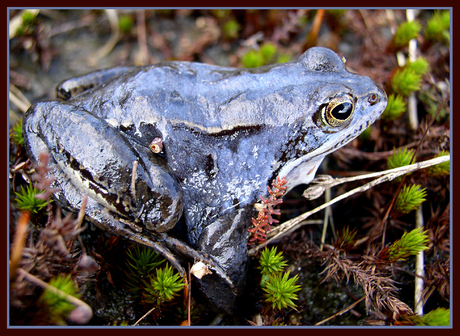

left=331, top=102, right=352, bottom=120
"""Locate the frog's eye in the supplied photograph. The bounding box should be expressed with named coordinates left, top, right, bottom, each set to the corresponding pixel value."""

left=321, top=95, right=354, bottom=127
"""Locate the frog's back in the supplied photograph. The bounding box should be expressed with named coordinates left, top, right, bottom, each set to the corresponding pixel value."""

left=68, top=47, right=373, bottom=134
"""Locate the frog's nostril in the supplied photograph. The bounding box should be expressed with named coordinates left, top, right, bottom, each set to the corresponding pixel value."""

left=368, top=93, right=379, bottom=105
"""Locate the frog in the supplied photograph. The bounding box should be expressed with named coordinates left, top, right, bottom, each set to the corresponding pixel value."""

left=23, top=47, right=387, bottom=314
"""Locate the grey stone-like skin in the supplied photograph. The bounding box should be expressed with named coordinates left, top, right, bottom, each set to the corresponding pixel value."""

left=23, top=47, right=387, bottom=313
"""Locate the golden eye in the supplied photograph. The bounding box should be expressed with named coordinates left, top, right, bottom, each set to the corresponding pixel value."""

left=322, top=95, right=354, bottom=127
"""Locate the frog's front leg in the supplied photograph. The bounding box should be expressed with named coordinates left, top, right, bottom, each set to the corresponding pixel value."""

left=193, top=209, right=253, bottom=312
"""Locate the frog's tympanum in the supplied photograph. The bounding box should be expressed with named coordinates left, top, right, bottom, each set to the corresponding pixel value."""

left=23, top=47, right=387, bottom=313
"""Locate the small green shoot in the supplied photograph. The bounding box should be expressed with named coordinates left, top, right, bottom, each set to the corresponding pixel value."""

left=14, top=184, right=48, bottom=213
left=387, top=227, right=429, bottom=262
left=406, top=57, right=430, bottom=76
left=124, top=245, right=165, bottom=297
left=418, top=90, right=450, bottom=121
left=211, top=9, right=231, bottom=19
left=393, top=20, right=422, bottom=48
left=414, top=307, right=450, bottom=326
left=241, top=43, right=281, bottom=68
left=21, top=10, right=37, bottom=27
left=258, top=246, right=300, bottom=311
left=37, top=274, right=80, bottom=325
left=143, top=265, right=184, bottom=306
left=391, top=67, right=422, bottom=96
left=425, top=11, right=450, bottom=44
left=276, top=53, right=291, bottom=63
left=263, top=271, right=301, bottom=311
left=119, top=15, right=134, bottom=34
left=387, top=148, right=415, bottom=170
left=259, top=43, right=277, bottom=64
left=242, top=49, right=264, bottom=68
left=223, top=19, right=241, bottom=39
left=335, top=226, right=358, bottom=250
left=11, top=120, right=24, bottom=147
left=394, top=184, right=427, bottom=215
left=258, top=246, right=287, bottom=286
left=427, top=151, right=450, bottom=176
left=382, top=94, right=406, bottom=121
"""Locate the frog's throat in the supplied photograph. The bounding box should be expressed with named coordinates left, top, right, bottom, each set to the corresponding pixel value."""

left=278, top=153, right=326, bottom=191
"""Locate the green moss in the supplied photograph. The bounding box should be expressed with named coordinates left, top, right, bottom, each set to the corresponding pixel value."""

left=394, top=184, right=427, bottom=215
left=14, top=184, right=48, bottom=213
left=387, top=227, right=429, bottom=262
left=387, top=147, right=415, bottom=170
left=37, top=274, right=81, bottom=325
left=123, top=245, right=165, bottom=297
left=276, top=54, right=291, bottom=63
left=427, top=151, right=450, bottom=177
left=21, top=10, right=37, bottom=27
left=258, top=247, right=287, bottom=277
left=425, top=10, right=450, bottom=44
left=241, top=49, right=264, bottom=68
left=391, top=67, right=422, bottom=96
left=223, top=19, right=241, bottom=39
left=407, top=57, right=430, bottom=76
left=11, top=120, right=24, bottom=147
left=119, top=15, right=134, bottom=34
left=393, top=20, right=422, bottom=47
left=417, top=307, right=450, bottom=326
left=143, top=265, right=184, bottom=306
left=260, top=43, right=277, bottom=63
left=263, top=271, right=301, bottom=311
left=382, top=94, right=406, bottom=121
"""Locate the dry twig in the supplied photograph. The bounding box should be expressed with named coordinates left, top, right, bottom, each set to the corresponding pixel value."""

left=248, top=155, right=449, bottom=256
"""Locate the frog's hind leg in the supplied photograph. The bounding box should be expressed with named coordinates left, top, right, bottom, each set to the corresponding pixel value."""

left=23, top=101, right=187, bottom=274
left=24, top=116, right=187, bottom=276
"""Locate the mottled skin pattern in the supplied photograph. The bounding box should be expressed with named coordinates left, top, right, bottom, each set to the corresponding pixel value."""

left=23, top=47, right=387, bottom=313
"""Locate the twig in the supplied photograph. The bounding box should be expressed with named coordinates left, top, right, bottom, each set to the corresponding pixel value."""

left=136, top=10, right=149, bottom=66
left=131, top=160, right=138, bottom=201
left=314, top=296, right=365, bottom=326
left=9, top=211, right=30, bottom=279
left=248, top=155, right=449, bottom=256
left=9, top=90, right=30, bottom=113
left=88, top=9, right=120, bottom=66
left=132, top=306, right=156, bottom=326
left=187, top=263, right=191, bottom=326
left=414, top=206, right=425, bottom=315
left=304, top=9, right=325, bottom=49
left=319, top=187, right=331, bottom=252
left=75, top=194, right=88, bottom=230
left=407, top=9, right=419, bottom=131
